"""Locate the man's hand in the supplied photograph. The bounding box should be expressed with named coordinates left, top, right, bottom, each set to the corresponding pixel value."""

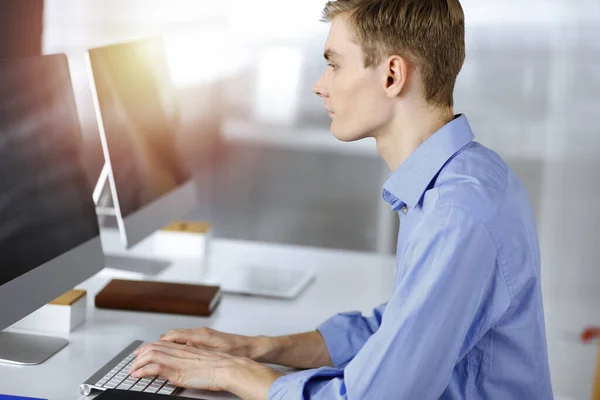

left=157, top=327, right=334, bottom=370
left=158, top=327, right=255, bottom=359
left=130, top=340, right=282, bottom=400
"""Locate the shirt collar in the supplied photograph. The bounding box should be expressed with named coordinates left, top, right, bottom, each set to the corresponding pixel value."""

left=382, top=114, right=474, bottom=210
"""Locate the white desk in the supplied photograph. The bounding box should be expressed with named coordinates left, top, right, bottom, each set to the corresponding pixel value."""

left=0, top=235, right=396, bottom=400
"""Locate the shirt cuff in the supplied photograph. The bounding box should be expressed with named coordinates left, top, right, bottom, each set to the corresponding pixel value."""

left=268, top=367, right=343, bottom=400
left=317, top=313, right=361, bottom=368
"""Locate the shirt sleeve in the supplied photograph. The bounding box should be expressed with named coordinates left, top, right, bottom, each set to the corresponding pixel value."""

left=268, top=206, right=511, bottom=400
left=316, top=302, right=387, bottom=368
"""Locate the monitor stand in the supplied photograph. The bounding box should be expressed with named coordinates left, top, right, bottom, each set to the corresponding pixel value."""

left=92, top=163, right=210, bottom=279
left=0, top=331, right=68, bottom=366
left=93, top=164, right=172, bottom=276
left=103, top=253, right=171, bottom=276
left=93, top=163, right=118, bottom=219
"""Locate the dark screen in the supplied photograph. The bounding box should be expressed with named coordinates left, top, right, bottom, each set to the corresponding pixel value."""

left=0, top=55, right=100, bottom=286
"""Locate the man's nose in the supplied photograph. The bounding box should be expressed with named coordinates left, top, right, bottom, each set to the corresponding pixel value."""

left=312, top=75, right=327, bottom=98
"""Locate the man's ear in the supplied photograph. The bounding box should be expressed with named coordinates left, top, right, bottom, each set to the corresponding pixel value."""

left=384, top=55, right=408, bottom=98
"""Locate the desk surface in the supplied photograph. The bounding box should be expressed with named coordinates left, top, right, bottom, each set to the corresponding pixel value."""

left=0, top=235, right=396, bottom=400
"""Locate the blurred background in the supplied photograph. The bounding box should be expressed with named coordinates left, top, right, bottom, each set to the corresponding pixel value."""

left=1, top=0, right=599, bottom=398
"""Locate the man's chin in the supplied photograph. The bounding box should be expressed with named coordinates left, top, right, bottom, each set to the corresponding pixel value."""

left=330, top=124, right=368, bottom=142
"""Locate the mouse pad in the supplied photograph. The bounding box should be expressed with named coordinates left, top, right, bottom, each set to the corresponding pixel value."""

left=95, top=390, right=204, bottom=399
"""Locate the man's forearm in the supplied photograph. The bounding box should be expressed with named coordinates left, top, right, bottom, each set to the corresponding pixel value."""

left=250, top=331, right=333, bottom=369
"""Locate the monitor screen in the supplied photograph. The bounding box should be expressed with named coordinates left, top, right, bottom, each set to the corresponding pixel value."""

left=0, top=55, right=100, bottom=286
left=88, top=37, right=190, bottom=218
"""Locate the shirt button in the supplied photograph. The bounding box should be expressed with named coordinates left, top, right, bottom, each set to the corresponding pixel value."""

left=401, top=205, right=408, bottom=215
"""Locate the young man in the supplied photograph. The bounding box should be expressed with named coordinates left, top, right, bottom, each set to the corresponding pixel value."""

left=130, top=0, right=554, bottom=398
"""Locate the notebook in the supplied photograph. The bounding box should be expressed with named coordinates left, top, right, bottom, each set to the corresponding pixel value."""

left=95, top=279, right=221, bottom=317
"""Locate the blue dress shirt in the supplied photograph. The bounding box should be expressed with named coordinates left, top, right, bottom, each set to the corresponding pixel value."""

left=268, top=115, right=553, bottom=399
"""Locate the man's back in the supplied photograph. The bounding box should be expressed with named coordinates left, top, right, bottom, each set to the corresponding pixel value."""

left=427, top=140, right=552, bottom=398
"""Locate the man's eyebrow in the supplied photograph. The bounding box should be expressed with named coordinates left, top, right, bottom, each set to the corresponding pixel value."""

left=324, top=48, right=341, bottom=61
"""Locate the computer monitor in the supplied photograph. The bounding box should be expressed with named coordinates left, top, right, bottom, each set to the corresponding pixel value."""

left=0, top=54, right=105, bottom=365
left=86, top=37, right=197, bottom=249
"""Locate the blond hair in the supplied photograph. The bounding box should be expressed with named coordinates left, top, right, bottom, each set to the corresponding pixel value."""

left=322, top=0, right=465, bottom=108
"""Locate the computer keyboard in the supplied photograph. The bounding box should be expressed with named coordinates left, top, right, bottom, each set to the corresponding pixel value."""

left=79, top=340, right=180, bottom=396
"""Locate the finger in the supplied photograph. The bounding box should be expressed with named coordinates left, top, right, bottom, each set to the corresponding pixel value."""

left=130, top=348, right=190, bottom=376
left=171, top=345, right=235, bottom=360
left=134, top=343, right=150, bottom=356
left=132, top=342, right=232, bottom=376
left=133, top=345, right=199, bottom=371
left=134, top=342, right=157, bottom=356
left=135, top=339, right=187, bottom=356
left=135, top=344, right=186, bottom=360
left=161, top=329, right=193, bottom=344
left=134, top=342, right=221, bottom=368
left=152, top=342, right=230, bottom=360
left=130, top=362, right=177, bottom=381
left=151, top=340, right=190, bottom=351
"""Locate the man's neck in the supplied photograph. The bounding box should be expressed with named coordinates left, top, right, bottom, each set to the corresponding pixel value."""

left=375, top=104, right=455, bottom=172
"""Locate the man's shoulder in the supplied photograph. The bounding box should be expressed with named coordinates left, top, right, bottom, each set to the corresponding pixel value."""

left=419, top=143, right=540, bottom=301
left=427, top=142, right=510, bottom=225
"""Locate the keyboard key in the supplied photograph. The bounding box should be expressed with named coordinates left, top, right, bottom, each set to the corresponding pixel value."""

left=111, top=381, right=125, bottom=387
left=155, top=377, right=167, bottom=384
left=158, top=387, right=176, bottom=395
left=104, top=382, right=118, bottom=389
left=116, top=381, right=134, bottom=390
left=131, top=385, right=145, bottom=392
left=132, top=382, right=148, bottom=390
left=123, top=377, right=139, bottom=386
left=144, top=386, right=159, bottom=393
